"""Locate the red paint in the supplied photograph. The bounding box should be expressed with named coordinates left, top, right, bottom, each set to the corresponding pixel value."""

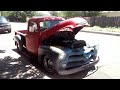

left=14, top=16, right=89, bottom=55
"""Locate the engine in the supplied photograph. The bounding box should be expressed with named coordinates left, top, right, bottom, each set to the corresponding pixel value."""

left=42, top=28, right=86, bottom=49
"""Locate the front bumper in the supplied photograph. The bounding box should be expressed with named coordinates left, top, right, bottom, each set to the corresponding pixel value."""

left=39, top=45, right=99, bottom=75
left=57, top=56, right=100, bottom=75
left=50, top=45, right=99, bottom=75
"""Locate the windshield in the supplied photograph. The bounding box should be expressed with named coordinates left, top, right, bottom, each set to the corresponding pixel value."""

left=40, top=20, right=63, bottom=31
left=49, top=20, right=63, bottom=28
left=0, top=16, right=8, bottom=23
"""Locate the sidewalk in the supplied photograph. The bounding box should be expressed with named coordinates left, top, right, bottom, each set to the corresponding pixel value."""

left=81, top=30, right=120, bottom=36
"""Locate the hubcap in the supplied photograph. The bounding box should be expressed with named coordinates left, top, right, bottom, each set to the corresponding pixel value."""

left=44, top=56, right=54, bottom=72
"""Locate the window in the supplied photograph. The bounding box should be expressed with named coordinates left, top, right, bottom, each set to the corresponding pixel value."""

left=29, top=22, right=38, bottom=32
left=0, top=16, right=8, bottom=23
left=40, top=20, right=63, bottom=31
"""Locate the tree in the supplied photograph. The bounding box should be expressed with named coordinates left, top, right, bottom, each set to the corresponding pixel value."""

left=24, top=11, right=38, bottom=17
left=49, top=11, right=59, bottom=16
left=0, top=11, right=12, bottom=17
left=59, top=11, right=101, bottom=19
left=1, top=11, right=101, bottom=22
left=7, top=11, right=25, bottom=22
left=59, top=11, right=84, bottom=18
left=0, top=11, right=40, bottom=22
left=82, top=11, right=101, bottom=17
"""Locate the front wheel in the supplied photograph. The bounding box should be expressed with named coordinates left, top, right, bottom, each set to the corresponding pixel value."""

left=43, top=55, right=55, bottom=72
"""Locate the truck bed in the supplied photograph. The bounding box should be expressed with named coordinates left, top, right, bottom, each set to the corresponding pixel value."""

left=14, top=30, right=28, bottom=47
left=15, top=30, right=27, bottom=36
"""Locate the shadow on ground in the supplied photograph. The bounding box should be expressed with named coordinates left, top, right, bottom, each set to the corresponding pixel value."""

left=12, top=49, right=98, bottom=79
left=0, top=51, right=45, bottom=79
left=0, top=50, right=6, bottom=53
left=40, top=65, right=98, bottom=79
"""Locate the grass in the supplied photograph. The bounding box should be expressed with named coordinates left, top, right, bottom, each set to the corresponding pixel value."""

left=83, top=26, right=120, bottom=33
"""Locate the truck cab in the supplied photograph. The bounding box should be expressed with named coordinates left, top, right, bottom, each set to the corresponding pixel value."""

left=25, top=16, right=65, bottom=55
left=14, top=16, right=99, bottom=75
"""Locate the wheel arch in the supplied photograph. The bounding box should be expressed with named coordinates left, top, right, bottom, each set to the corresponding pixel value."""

left=38, top=46, right=59, bottom=65
left=14, top=35, right=23, bottom=51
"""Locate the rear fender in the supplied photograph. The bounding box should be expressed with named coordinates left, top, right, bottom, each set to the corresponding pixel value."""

left=14, top=35, right=23, bottom=51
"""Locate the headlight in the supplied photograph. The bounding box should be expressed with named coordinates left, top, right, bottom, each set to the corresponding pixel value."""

left=59, top=53, right=66, bottom=60
left=93, top=44, right=99, bottom=55
left=94, top=44, right=99, bottom=50
left=87, top=43, right=99, bottom=50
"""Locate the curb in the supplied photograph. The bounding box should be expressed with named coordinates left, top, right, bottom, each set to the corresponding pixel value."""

left=81, top=30, right=120, bottom=36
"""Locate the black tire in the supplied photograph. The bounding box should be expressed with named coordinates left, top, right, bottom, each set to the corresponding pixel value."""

left=43, top=55, right=55, bottom=72
left=8, top=30, right=11, bottom=33
left=7, top=29, right=11, bottom=33
left=15, top=41, right=23, bottom=52
left=14, top=35, right=24, bottom=52
left=38, top=55, right=44, bottom=65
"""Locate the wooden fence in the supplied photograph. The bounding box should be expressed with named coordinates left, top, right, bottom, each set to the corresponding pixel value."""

left=84, top=16, right=120, bottom=27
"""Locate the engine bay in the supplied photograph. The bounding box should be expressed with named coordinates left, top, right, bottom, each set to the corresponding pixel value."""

left=43, top=29, right=86, bottom=49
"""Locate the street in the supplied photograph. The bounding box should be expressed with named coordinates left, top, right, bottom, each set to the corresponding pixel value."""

left=0, top=22, right=120, bottom=79
left=75, top=31, right=120, bottom=79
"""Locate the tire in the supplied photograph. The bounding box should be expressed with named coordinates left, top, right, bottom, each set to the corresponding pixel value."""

left=43, top=55, right=55, bottom=72
left=38, top=55, right=44, bottom=65
left=8, top=29, right=11, bottom=33
left=8, top=30, right=11, bottom=33
left=16, top=41, right=23, bottom=52
left=14, top=35, right=24, bottom=52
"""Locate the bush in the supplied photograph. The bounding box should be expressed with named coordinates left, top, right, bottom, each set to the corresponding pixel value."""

left=1, top=11, right=38, bottom=22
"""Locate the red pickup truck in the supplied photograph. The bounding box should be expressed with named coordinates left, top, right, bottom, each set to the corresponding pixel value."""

left=14, top=16, right=99, bottom=75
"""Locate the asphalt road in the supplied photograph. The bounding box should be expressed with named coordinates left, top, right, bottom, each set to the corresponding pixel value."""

left=0, top=22, right=120, bottom=79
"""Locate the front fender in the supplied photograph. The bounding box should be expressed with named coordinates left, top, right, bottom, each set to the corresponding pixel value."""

left=38, top=45, right=59, bottom=70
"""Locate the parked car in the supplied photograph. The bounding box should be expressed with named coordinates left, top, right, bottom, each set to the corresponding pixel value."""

left=0, top=16, right=11, bottom=33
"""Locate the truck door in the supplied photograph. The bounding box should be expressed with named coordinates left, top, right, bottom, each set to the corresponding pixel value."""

left=26, top=21, right=40, bottom=55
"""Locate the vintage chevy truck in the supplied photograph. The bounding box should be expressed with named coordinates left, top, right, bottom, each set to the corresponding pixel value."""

left=13, top=16, right=99, bottom=75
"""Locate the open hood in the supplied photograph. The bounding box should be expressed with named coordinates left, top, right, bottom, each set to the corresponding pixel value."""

left=68, top=17, right=90, bottom=35
left=41, top=17, right=90, bottom=40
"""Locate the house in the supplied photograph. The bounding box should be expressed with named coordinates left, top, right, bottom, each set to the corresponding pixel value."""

left=101, top=11, right=120, bottom=17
